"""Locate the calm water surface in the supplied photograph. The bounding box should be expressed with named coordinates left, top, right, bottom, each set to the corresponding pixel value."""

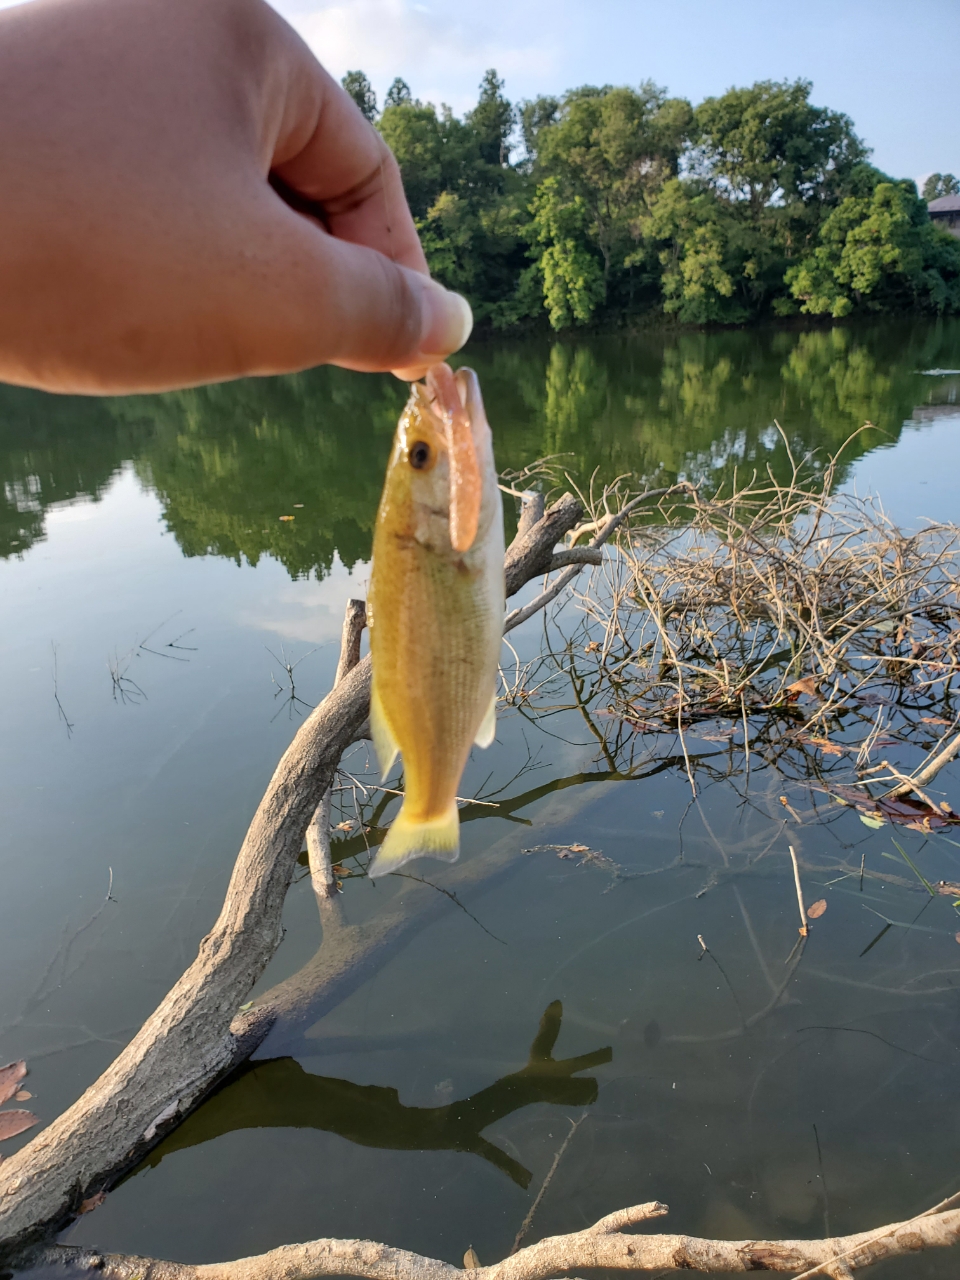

left=2, top=321, right=960, bottom=1274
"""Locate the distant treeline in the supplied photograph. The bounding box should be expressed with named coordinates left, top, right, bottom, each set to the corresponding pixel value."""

left=340, top=70, right=960, bottom=331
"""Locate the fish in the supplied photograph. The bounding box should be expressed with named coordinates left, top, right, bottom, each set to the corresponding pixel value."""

left=366, top=363, right=504, bottom=878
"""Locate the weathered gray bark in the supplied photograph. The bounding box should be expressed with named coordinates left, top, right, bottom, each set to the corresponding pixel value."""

left=503, top=493, right=582, bottom=596
left=306, top=599, right=367, bottom=899
left=0, top=495, right=585, bottom=1258
left=28, top=1200, right=960, bottom=1278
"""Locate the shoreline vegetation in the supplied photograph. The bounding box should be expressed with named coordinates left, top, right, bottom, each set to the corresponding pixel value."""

left=339, top=69, right=960, bottom=333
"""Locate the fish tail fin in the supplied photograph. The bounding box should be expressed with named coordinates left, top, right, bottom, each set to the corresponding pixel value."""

left=367, top=801, right=460, bottom=879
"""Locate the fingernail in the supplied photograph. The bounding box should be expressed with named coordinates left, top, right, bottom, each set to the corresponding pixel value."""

left=417, top=280, right=473, bottom=360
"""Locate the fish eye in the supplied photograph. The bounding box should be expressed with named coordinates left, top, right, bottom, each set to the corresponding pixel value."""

left=409, top=441, right=431, bottom=470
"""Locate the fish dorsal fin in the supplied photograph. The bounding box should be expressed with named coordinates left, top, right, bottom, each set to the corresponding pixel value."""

left=427, top=364, right=480, bottom=553
left=474, top=691, right=497, bottom=749
left=370, top=681, right=400, bottom=777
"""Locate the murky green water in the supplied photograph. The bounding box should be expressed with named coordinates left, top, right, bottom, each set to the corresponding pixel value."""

left=2, top=320, right=960, bottom=1275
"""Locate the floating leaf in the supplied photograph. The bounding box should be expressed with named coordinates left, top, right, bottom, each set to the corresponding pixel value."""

left=801, top=734, right=844, bottom=755
left=0, top=1062, right=26, bottom=1107
left=79, top=1192, right=106, bottom=1214
left=463, top=1247, right=481, bottom=1270
left=807, top=899, right=828, bottom=919
left=278, top=515, right=295, bottom=522
left=956, top=933, right=960, bottom=946
left=787, top=676, right=818, bottom=698
left=14, top=1091, right=31, bottom=1102
left=0, top=1110, right=38, bottom=1142
left=831, top=784, right=960, bottom=831
left=922, top=716, right=952, bottom=727
left=568, top=843, right=590, bottom=853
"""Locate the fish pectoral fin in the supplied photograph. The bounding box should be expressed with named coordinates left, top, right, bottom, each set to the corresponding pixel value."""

left=367, top=801, right=460, bottom=879
left=370, top=682, right=400, bottom=777
left=474, top=692, right=497, bottom=749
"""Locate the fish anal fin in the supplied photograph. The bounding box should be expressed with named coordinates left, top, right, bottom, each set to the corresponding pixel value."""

left=474, top=692, right=497, bottom=749
left=367, top=801, right=460, bottom=878
left=370, top=682, right=399, bottom=778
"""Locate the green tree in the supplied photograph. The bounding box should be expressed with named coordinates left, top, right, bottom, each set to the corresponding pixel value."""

left=378, top=101, right=445, bottom=217
left=384, top=77, right=412, bottom=109
left=341, top=70, right=377, bottom=121
left=517, top=96, right=560, bottom=167
left=693, top=79, right=868, bottom=221
left=530, top=177, right=605, bottom=327
left=786, top=181, right=960, bottom=317
left=923, top=173, right=960, bottom=201
left=467, top=69, right=515, bottom=167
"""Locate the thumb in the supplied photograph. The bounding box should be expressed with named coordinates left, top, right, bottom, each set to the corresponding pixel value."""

left=230, top=202, right=472, bottom=379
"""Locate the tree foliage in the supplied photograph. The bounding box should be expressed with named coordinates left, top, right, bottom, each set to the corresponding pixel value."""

left=340, top=67, right=960, bottom=329
left=341, top=70, right=377, bottom=121
left=786, top=181, right=960, bottom=317
left=923, top=173, right=960, bottom=201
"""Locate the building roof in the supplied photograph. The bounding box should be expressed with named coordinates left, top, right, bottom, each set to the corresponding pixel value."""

left=928, top=194, right=960, bottom=215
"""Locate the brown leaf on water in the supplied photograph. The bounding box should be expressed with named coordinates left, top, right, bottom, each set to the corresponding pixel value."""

left=14, top=1091, right=31, bottom=1102
left=807, top=899, right=828, bottom=919
left=334, top=821, right=354, bottom=832
left=787, top=676, right=818, bottom=698
left=0, top=1110, right=38, bottom=1142
left=0, top=1062, right=26, bottom=1106
left=79, top=1192, right=106, bottom=1214
left=955, top=932, right=960, bottom=946
left=922, top=716, right=952, bottom=727
left=829, top=784, right=960, bottom=830
left=568, top=843, right=590, bottom=853
left=800, top=734, right=844, bottom=756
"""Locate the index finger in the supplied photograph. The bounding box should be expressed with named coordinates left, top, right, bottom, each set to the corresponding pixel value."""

left=264, top=25, right=428, bottom=275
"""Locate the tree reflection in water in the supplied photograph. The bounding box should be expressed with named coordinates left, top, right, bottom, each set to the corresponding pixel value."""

left=138, top=1002, right=611, bottom=1188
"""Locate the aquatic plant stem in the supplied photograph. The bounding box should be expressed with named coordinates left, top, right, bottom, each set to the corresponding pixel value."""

left=789, top=843, right=808, bottom=936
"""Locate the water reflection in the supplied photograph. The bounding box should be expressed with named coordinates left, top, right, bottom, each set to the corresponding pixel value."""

left=138, top=1001, right=610, bottom=1188
left=2, top=320, right=958, bottom=570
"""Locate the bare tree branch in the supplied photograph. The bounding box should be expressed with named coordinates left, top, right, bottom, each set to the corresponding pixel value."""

left=30, top=1200, right=960, bottom=1279
left=306, top=599, right=367, bottom=898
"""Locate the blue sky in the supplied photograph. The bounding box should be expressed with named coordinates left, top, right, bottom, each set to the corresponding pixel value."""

left=275, top=0, right=959, bottom=186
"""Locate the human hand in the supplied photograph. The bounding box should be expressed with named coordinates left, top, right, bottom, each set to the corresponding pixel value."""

left=0, top=0, right=472, bottom=394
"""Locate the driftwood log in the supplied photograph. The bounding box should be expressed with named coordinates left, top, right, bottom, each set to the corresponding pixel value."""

left=3, top=481, right=959, bottom=1278
left=26, top=1197, right=960, bottom=1278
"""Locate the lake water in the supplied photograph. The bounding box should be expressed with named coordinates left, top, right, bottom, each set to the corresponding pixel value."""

left=2, top=320, right=960, bottom=1275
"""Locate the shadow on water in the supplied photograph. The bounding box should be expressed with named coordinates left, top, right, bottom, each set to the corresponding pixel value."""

left=3, top=319, right=959, bottom=567
left=133, top=1002, right=610, bottom=1189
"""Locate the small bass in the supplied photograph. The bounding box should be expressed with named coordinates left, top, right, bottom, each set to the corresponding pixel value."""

left=367, top=364, right=504, bottom=878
